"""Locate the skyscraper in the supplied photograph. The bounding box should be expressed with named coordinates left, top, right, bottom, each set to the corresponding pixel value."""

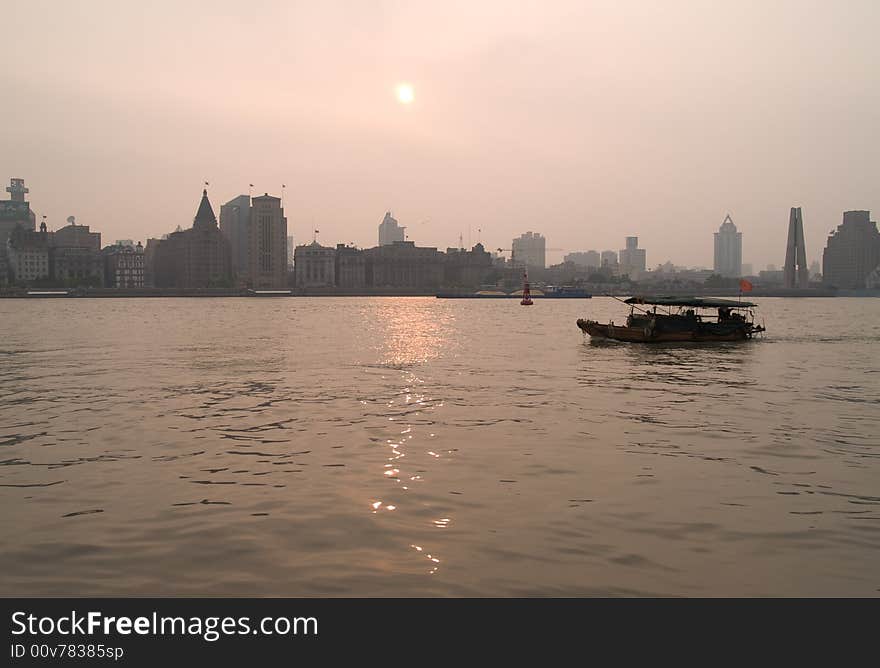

left=511, top=231, right=546, bottom=269
left=822, top=210, right=880, bottom=289
left=248, top=194, right=288, bottom=289
left=783, top=207, right=809, bottom=289
left=219, top=195, right=251, bottom=279
left=378, top=212, right=405, bottom=246
left=618, top=236, right=646, bottom=279
left=713, top=214, right=742, bottom=277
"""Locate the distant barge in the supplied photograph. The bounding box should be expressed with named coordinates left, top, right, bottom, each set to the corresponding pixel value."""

left=437, top=286, right=591, bottom=299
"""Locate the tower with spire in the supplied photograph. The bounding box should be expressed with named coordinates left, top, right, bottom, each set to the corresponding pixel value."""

left=148, top=189, right=233, bottom=288
left=193, top=189, right=218, bottom=231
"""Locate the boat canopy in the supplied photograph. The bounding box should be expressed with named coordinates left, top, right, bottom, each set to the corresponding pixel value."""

left=624, top=296, right=757, bottom=308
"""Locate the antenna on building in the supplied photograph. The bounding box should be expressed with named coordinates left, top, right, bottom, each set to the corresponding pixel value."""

left=459, top=232, right=464, bottom=250
left=248, top=183, right=253, bottom=198
left=281, top=184, right=286, bottom=208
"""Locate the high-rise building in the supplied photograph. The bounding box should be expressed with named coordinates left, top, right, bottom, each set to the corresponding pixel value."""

left=220, top=193, right=287, bottom=288
left=378, top=211, right=405, bottom=246
left=219, top=195, right=251, bottom=280
left=713, top=214, right=742, bottom=277
left=248, top=194, right=287, bottom=289
left=511, top=231, right=546, bottom=269
left=741, top=263, right=754, bottom=277
left=783, top=207, right=809, bottom=288
left=564, top=250, right=601, bottom=269
left=618, top=236, right=646, bottom=279
left=822, top=210, right=880, bottom=289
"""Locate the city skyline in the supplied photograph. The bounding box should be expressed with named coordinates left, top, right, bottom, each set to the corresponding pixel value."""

left=3, top=2, right=878, bottom=270
left=2, top=177, right=855, bottom=274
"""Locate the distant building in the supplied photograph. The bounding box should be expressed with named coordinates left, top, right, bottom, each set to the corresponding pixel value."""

left=365, top=241, right=444, bottom=289
left=808, top=260, right=821, bottom=282
left=783, top=207, right=809, bottom=289
left=618, top=236, right=646, bottom=279
left=6, top=221, right=50, bottom=283
left=713, top=214, right=742, bottom=278
left=758, top=269, right=785, bottom=286
left=143, top=238, right=161, bottom=287
left=822, top=210, right=880, bottom=289
left=47, top=219, right=104, bottom=286
left=0, top=178, right=37, bottom=284
left=378, top=211, right=405, bottom=246
left=564, top=250, right=601, bottom=269
left=103, top=241, right=145, bottom=288
left=335, top=244, right=366, bottom=288
left=741, top=263, right=754, bottom=277
left=295, top=242, right=336, bottom=287
left=511, top=231, right=546, bottom=269
left=600, top=250, right=618, bottom=270
left=443, top=243, right=493, bottom=288
left=247, top=194, right=287, bottom=289
left=152, top=190, right=233, bottom=288
left=219, top=195, right=251, bottom=280
left=287, top=236, right=295, bottom=267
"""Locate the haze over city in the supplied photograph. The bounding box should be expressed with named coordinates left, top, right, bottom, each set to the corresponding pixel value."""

left=2, top=0, right=878, bottom=268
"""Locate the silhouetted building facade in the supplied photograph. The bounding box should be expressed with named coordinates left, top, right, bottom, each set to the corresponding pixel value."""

left=511, top=231, right=546, bottom=269
left=50, top=219, right=104, bottom=286
left=365, top=241, right=444, bottom=289
left=6, top=222, right=49, bottom=283
left=443, top=243, right=493, bottom=288
left=378, top=211, right=405, bottom=246
left=714, top=214, right=742, bottom=278
left=295, top=242, right=336, bottom=287
left=152, top=190, right=233, bottom=288
left=103, top=241, right=145, bottom=288
left=335, top=244, right=366, bottom=288
left=1, top=178, right=37, bottom=284
left=822, top=210, right=880, bottom=289
left=783, top=207, right=809, bottom=288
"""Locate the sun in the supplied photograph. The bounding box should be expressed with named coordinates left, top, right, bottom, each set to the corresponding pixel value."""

left=396, top=83, right=414, bottom=105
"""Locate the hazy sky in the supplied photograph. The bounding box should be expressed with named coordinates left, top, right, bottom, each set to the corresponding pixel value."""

left=2, top=0, right=878, bottom=268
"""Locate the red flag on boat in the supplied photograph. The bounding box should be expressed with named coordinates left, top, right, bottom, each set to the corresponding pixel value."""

left=739, top=279, right=753, bottom=292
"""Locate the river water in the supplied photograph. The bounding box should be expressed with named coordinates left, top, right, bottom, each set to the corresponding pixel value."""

left=1, top=297, right=878, bottom=596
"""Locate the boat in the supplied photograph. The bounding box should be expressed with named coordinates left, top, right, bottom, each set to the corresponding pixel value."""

left=435, top=285, right=591, bottom=299
left=576, top=296, right=765, bottom=342
left=520, top=271, right=533, bottom=306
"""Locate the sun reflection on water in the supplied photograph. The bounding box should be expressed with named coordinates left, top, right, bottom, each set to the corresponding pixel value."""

left=361, top=299, right=460, bottom=575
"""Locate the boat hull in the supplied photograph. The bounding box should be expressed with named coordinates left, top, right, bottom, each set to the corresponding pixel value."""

left=576, top=318, right=756, bottom=342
